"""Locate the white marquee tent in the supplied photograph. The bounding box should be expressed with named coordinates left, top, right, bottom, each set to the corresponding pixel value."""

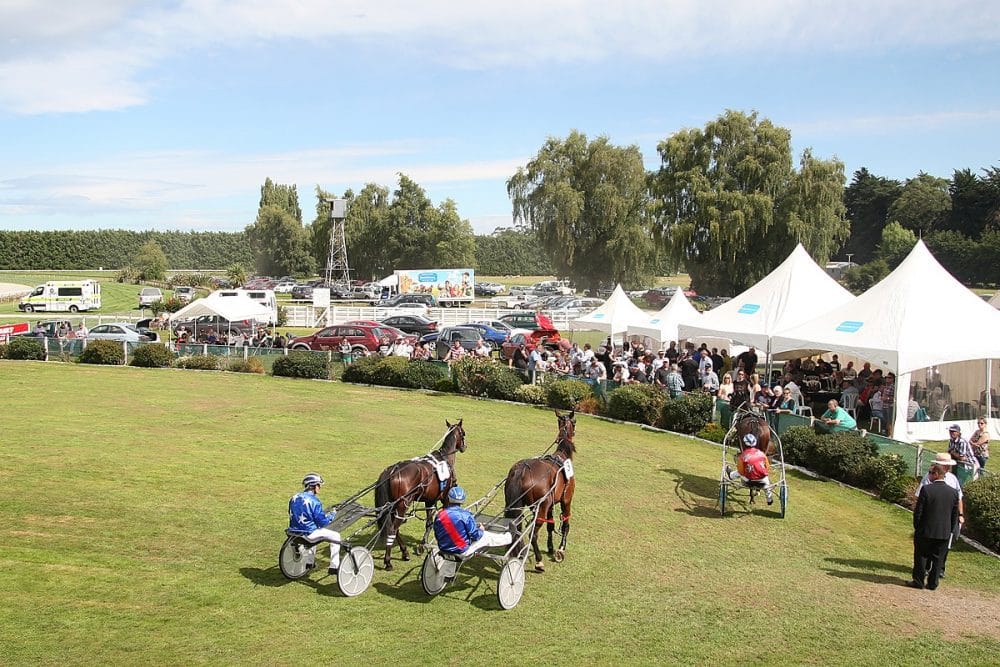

left=627, top=288, right=701, bottom=344
left=989, top=291, right=1000, bottom=309
left=572, top=284, right=649, bottom=339
left=677, top=244, right=855, bottom=354
left=169, top=292, right=273, bottom=325
left=771, top=240, right=1000, bottom=442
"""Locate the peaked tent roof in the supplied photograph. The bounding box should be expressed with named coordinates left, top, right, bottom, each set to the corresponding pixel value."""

left=989, top=291, right=1000, bottom=309
left=771, top=240, right=1000, bottom=373
left=169, top=292, right=273, bottom=324
left=627, top=288, right=701, bottom=342
left=572, top=284, right=649, bottom=335
left=677, top=244, right=855, bottom=350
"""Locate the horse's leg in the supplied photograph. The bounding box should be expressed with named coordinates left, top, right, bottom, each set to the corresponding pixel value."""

left=557, top=488, right=573, bottom=559
left=418, top=499, right=436, bottom=554
left=383, top=503, right=402, bottom=570
left=532, top=501, right=549, bottom=572
left=546, top=503, right=556, bottom=557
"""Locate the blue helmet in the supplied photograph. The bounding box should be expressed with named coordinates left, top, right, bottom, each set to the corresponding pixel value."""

left=302, top=473, right=325, bottom=488
left=447, top=486, right=466, bottom=504
left=742, top=433, right=758, bottom=449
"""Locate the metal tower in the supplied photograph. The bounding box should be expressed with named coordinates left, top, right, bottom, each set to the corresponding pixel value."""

left=322, top=198, right=350, bottom=286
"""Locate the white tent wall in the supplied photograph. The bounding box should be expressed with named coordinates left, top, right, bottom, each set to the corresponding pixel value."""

left=572, top=284, right=649, bottom=342
left=897, top=359, right=999, bottom=441
left=626, top=289, right=700, bottom=345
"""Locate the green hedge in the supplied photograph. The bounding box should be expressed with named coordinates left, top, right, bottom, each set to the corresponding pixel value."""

left=696, top=421, right=727, bottom=443
left=341, top=356, right=381, bottom=384
left=607, top=384, right=665, bottom=425
left=451, top=357, right=524, bottom=400
left=79, top=340, right=125, bottom=365
left=546, top=379, right=593, bottom=410
left=660, top=391, right=713, bottom=434
left=272, top=351, right=330, bottom=380
left=964, top=475, right=1000, bottom=552
left=782, top=427, right=878, bottom=484
left=130, top=344, right=175, bottom=368
left=175, top=355, right=221, bottom=370
left=5, top=337, right=45, bottom=361
left=514, top=384, right=547, bottom=405
left=227, top=357, right=265, bottom=374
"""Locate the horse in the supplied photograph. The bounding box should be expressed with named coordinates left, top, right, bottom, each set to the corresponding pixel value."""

left=504, top=410, right=576, bottom=572
left=731, top=407, right=773, bottom=456
left=374, top=419, right=467, bottom=570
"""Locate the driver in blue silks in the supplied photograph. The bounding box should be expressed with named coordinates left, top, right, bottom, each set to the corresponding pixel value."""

left=288, top=473, right=341, bottom=574
left=433, top=486, right=512, bottom=556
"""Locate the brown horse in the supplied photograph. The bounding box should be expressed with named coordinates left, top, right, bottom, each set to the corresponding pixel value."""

left=731, top=409, right=773, bottom=456
left=504, top=410, right=576, bottom=572
left=374, top=420, right=467, bottom=570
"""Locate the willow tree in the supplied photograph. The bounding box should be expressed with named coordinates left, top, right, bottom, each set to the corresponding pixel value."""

left=649, top=110, right=848, bottom=295
left=507, top=131, right=656, bottom=293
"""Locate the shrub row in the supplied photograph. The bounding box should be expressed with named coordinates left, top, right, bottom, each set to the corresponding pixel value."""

left=964, top=475, right=1000, bottom=552
left=4, top=337, right=46, bottom=361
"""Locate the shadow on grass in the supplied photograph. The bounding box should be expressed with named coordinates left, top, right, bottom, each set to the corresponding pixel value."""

left=239, top=565, right=343, bottom=596
left=824, top=557, right=911, bottom=574
left=661, top=467, right=784, bottom=519
left=373, top=558, right=507, bottom=610
left=822, top=556, right=912, bottom=585
left=822, top=569, right=910, bottom=586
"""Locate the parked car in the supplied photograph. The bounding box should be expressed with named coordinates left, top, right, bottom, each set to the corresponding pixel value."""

left=499, top=311, right=561, bottom=347
left=173, top=286, right=196, bottom=304
left=289, top=323, right=416, bottom=354
left=88, top=322, right=154, bottom=343
left=273, top=281, right=297, bottom=294
left=475, top=282, right=504, bottom=297
left=290, top=284, right=314, bottom=300
left=420, top=326, right=484, bottom=359
left=349, top=285, right=379, bottom=300
left=371, top=293, right=437, bottom=308
left=380, top=302, right=429, bottom=316
left=459, top=322, right=508, bottom=349
left=644, top=287, right=676, bottom=307
left=138, top=287, right=163, bottom=308
left=380, top=315, right=439, bottom=336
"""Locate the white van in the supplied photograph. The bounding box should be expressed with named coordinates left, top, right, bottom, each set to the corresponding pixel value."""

left=18, top=280, right=102, bottom=313
left=216, top=289, right=277, bottom=324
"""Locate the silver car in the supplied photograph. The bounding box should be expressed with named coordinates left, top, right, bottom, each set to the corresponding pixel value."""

left=87, top=322, right=153, bottom=343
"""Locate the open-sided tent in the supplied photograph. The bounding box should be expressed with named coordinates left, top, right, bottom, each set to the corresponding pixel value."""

left=677, top=244, right=855, bottom=355
left=169, top=292, right=273, bottom=324
left=572, top=284, right=649, bottom=339
left=990, top=291, right=1000, bottom=309
left=627, top=288, right=701, bottom=344
left=771, top=240, right=1000, bottom=442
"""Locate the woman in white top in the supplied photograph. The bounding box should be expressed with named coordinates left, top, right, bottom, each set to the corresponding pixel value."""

left=717, top=372, right=734, bottom=400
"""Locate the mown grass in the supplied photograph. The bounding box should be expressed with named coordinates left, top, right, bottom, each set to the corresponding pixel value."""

left=0, top=271, right=169, bottom=317
left=1, top=362, right=998, bottom=666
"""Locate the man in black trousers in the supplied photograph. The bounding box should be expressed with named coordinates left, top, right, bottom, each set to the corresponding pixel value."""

left=908, top=462, right=960, bottom=590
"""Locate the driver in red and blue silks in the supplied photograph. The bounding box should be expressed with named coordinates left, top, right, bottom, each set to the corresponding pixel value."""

left=288, top=473, right=341, bottom=574
left=726, top=433, right=774, bottom=505
left=433, top=486, right=512, bottom=555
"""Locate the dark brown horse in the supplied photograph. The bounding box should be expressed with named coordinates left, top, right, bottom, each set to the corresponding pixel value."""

left=504, top=410, right=576, bottom=572
left=732, top=409, right=773, bottom=456
left=374, top=420, right=466, bottom=570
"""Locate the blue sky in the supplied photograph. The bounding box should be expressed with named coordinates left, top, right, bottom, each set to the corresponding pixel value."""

left=1, top=1, right=998, bottom=235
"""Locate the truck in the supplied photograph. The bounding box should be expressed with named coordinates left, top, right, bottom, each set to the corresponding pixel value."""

left=391, top=268, right=475, bottom=308
left=18, top=280, right=102, bottom=313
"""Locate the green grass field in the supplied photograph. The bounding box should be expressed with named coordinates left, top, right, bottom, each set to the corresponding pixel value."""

left=1, top=361, right=997, bottom=665
left=0, top=271, right=171, bottom=316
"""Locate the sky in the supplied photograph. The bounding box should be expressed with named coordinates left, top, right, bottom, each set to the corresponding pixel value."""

left=1, top=0, right=999, bottom=236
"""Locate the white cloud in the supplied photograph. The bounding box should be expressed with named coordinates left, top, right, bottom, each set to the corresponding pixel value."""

left=2, top=0, right=998, bottom=114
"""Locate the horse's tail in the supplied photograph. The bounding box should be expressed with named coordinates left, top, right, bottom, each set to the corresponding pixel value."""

left=504, top=463, right=526, bottom=520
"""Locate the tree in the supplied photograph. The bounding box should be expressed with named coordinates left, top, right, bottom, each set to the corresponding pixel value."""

left=945, top=168, right=1000, bottom=239
left=842, top=168, right=903, bottom=263
left=888, top=172, right=951, bottom=235
left=227, top=263, right=246, bottom=287
left=246, top=205, right=315, bottom=277
left=843, top=260, right=889, bottom=294
left=475, top=228, right=552, bottom=275
left=878, top=221, right=917, bottom=268
left=246, top=179, right=313, bottom=277
left=649, top=110, right=848, bottom=295
left=507, top=131, right=655, bottom=293
left=134, top=240, right=168, bottom=281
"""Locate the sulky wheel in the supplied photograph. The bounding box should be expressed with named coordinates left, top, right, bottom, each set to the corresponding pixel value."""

left=337, top=547, right=375, bottom=597
left=420, top=551, right=449, bottom=596
left=497, top=558, right=526, bottom=610
left=779, top=484, right=788, bottom=519
left=719, top=483, right=728, bottom=516
left=278, top=536, right=312, bottom=579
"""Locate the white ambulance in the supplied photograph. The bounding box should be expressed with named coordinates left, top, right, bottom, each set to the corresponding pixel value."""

left=18, top=280, right=102, bottom=313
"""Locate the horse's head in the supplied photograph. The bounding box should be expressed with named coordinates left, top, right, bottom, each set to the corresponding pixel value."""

left=445, top=419, right=467, bottom=454
left=556, top=409, right=576, bottom=442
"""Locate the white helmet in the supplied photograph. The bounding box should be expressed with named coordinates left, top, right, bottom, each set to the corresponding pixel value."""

left=302, top=473, right=325, bottom=488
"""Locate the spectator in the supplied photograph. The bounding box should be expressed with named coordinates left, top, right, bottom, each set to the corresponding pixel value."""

left=680, top=353, right=700, bottom=392
left=442, top=339, right=466, bottom=364
left=970, top=417, right=990, bottom=470
left=858, top=361, right=873, bottom=382
left=882, top=373, right=897, bottom=437
left=411, top=341, right=431, bottom=361
left=471, top=339, right=491, bottom=359
left=664, top=341, right=679, bottom=363
left=947, top=424, right=978, bottom=486
left=392, top=337, right=413, bottom=358
left=663, top=363, right=684, bottom=399
left=842, top=361, right=857, bottom=381
left=800, top=356, right=816, bottom=373
left=509, top=342, right=528, bottom=370
left=907, top=461, right=960, bottom=591
left=736, top=346, right=758, bottom=375
left=339, top=338, right=353, bottom=367
left=774, top=387, right=797, bottom=414
left=717, top=372, right=734, bottom=401
left=816, top=399, right=857, bottom=433
left=839, top=379, right=859, bottom=405
left=829, top=354, right=841, bottom=372
left=76, top=322, right=89, bottom=339
left=869, top=380, right=885, bottom=434
left=730, top=369, right=752, bottom=411
left=650, top=350, right=667, bottom=375
left=626, top=366, right=647, bottom=384
left=710, top=348, right=724, bottom=374
left=916, top=453, right=965, bottom=580
left=699, top=360, right=720, bottom=393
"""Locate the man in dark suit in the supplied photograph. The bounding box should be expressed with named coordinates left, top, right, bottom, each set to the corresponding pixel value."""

left=908, top=463, right=960, bottom=590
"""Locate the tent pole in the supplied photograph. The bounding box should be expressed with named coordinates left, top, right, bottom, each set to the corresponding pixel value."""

left=987, top=358, right=993, bottom=422
left=765, top=339, right=772, bottom=385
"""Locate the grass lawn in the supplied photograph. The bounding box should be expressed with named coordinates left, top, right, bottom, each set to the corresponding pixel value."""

left=1, top=361, right=998, bottom=665
left=0, top=271, right=169, bottom=318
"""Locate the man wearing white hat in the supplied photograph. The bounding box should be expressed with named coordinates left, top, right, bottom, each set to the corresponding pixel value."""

left=915, top=452, right=965, bottom=579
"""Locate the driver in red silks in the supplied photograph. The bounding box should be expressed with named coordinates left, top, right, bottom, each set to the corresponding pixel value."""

left=726, top=433, right=773, bottom=505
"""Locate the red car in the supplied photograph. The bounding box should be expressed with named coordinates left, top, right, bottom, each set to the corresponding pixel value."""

left=289, top=323, right=416, bottom=354
left=498, top=311, right=561, bottom=347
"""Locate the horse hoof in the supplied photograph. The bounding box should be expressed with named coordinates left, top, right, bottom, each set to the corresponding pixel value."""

left=384, top=562, right=394, bottom=571
left=553, top=549, right=565, bottom=563
left=534, top=563, right=545, bottom=572
left=401, top=554, right=410, bottom=562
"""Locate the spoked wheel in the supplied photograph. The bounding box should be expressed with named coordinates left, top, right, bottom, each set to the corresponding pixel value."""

left=779, top=483, right=788, bottom=519
left=420, top=551, right=449, bottom=596
left=279, top=536, right=312, bottom=579
left=497, top=558, right=525, bottom=610
left=337, top=547, right=375, bottom=597
left=718, top=482, right=728, bottom=516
